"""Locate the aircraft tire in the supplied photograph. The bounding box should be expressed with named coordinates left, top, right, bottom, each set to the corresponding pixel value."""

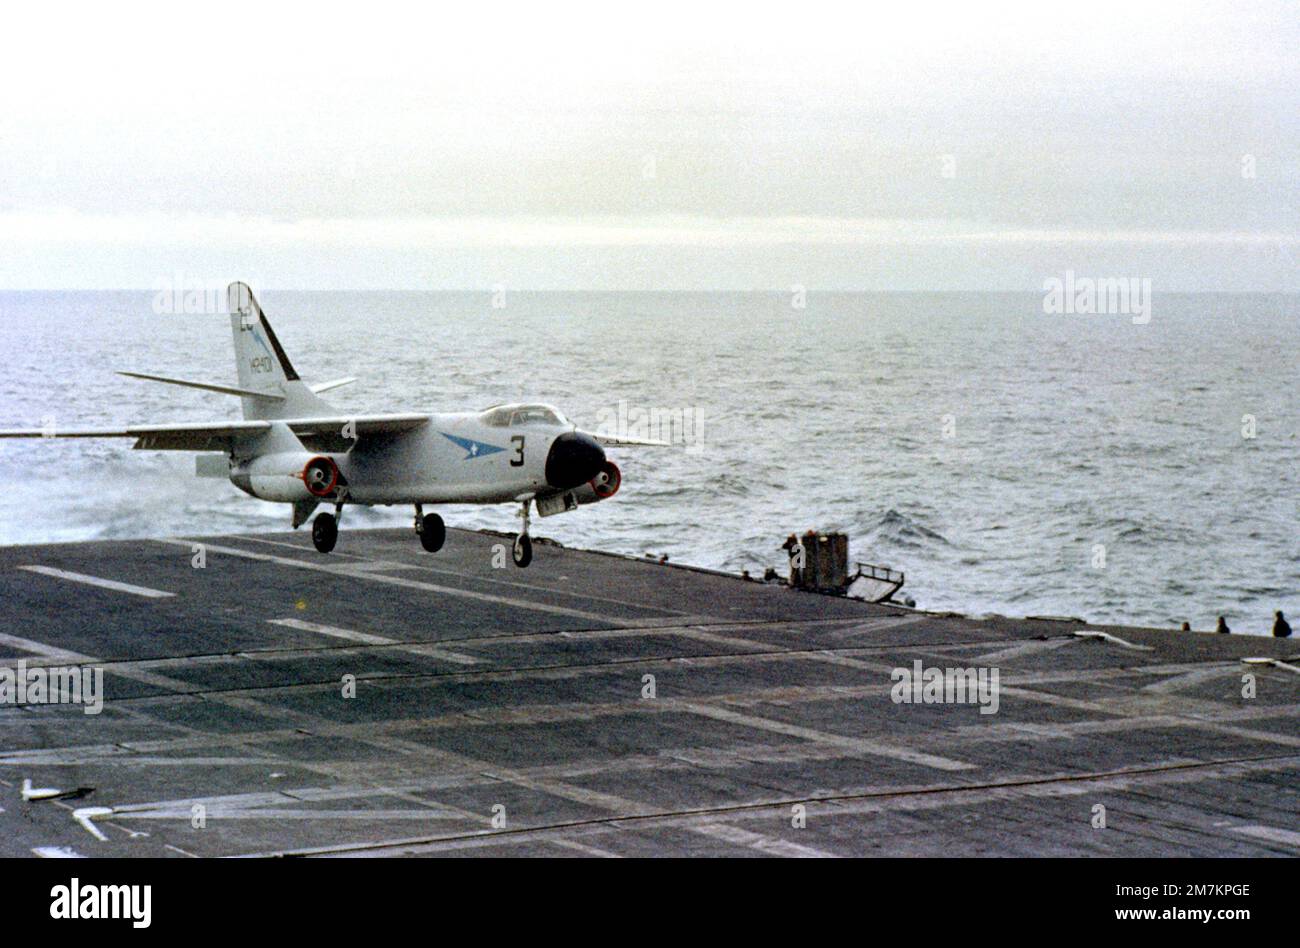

left=312, top=512, right=338, bottom=553
left=512, top=533, right=532, bottom=568
left=419, top=513, right=446, bottom=552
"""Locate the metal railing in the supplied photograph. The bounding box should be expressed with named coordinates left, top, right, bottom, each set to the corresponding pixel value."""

left=854, top=562, right=905, bottom=585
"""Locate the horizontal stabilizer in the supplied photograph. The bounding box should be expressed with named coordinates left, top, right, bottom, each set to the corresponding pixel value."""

left=310, top=377, right=357, bottom=394
left=118, top=371, right=284, bottom=400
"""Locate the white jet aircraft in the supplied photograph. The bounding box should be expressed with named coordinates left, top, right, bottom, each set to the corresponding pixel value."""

left=0, top=283, right=667, bottom=566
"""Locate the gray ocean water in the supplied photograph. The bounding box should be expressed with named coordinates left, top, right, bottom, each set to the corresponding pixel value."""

left=0, top=291, right=1296, bottom=634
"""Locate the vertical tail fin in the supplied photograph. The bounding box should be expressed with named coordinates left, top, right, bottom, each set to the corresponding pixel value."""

left=227, top=282, right=331, bottom=420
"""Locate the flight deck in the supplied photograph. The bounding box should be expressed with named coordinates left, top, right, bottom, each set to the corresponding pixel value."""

left=0, top=528, right=1296, bottom=857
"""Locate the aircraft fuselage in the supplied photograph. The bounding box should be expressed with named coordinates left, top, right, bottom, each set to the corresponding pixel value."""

left=230, top=412, right=606, bottom=506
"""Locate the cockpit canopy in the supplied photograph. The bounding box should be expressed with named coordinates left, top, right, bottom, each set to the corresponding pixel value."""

left=479, top=403, right=569, bottom=428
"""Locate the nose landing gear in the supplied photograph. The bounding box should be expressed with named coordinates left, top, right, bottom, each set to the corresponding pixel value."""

left=414, top=504, right=446, bottom=553
left=513, top=499, right=533, bottom=567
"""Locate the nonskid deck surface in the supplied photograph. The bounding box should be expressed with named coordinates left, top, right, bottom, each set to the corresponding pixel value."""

left=0, top=528, right=1296, bottom=857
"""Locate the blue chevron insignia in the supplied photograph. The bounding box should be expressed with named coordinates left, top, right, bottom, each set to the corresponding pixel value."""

left=441, top=431, right=506, bottom=460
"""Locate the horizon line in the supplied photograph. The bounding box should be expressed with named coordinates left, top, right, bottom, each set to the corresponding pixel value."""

left=2, top=287, right=1298, bottom=294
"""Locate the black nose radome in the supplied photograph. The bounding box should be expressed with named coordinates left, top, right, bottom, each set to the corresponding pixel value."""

left=545, top=432, right=606, bottom=490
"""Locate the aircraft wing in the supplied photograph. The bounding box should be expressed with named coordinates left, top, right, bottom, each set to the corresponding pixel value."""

left=0, top=414, right=431, bottom=452
left=0, top=420, right=272, bottom=451
left=584, top=430, right=673, bottom=448
left=286, top=413, right=429, bottom=452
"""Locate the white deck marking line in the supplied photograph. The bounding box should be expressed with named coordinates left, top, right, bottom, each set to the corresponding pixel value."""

left=675, top=701, right=975, bottom=772
left=233, top=534, right=710, bottom=618
left=110, top=808, right=465, bottom=821
left=1229, top=824, right=1300, bottom=848
left=31, top=846, right=85, bottom=858
left=72, top=807, right=113, bottom=841
left=0, top=631, right=85, bottom=663
left=810, top=652, right=894, bottom=673
left=673, top=628, right=773, bottom=652
left=17, top=565, right=174, bottom=599
left=549, top=837, right=623, bottom=858
left=999, top=683, right=1222, bottom=721
left=22, top=778, right=63, bottom=801
left=679, top=617, right=926, bottom=653
left=331, top=560, right=424, bottom=573
left=1142, top=664, right=1242, bottom=693
left=995, top=686, right=1300, bottom=752
left=268, top=618, right=479, bottom=665
left=996, top=686, right=1122, bottom=716
left=691, top=822, right=835, bottom=858
left=1240, top=657, right=1300, bottom=675
left=972, top=637, right=1077, bottom=665
left=470, top=766, right=654, bottom=816
left=827, top=615, right=929, bottom=639
left=0, top=631, right=226, bottom=694
left=1198, top=723, right=1300, bottom=750
left=1071, top=630, right=1153, bottom=651
left=157, top=539, right=627, bottom=626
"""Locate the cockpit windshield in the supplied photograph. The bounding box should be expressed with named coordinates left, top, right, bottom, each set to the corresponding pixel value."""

left=479, top=403, right=568, bottom=427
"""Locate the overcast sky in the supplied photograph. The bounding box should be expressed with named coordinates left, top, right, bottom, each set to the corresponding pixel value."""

left=1, top=1, right=1296, bottom=290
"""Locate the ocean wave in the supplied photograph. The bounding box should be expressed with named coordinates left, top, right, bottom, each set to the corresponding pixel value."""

left=865, top=509, right=952, bottom=550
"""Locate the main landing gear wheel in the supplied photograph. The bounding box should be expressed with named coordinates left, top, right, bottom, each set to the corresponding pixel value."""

left=418, top=512, right=445, bottom=553
left=312, top=512, right=338, bottom=553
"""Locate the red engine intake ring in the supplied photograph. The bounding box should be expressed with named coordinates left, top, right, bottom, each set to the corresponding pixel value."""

left=591, top=460, right=621, bottom=499
left=302, top=456, right=340, bottom=498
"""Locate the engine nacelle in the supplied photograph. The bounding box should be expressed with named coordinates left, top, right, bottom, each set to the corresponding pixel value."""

left=535, top=461, right=621, bottom=517
left=570, top=460, right=621, bottom=505
left=230, top=452, right=344, bottom=502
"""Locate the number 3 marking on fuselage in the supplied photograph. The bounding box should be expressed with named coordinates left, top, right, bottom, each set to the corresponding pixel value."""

left=510, top=435, right=524, bottom=466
